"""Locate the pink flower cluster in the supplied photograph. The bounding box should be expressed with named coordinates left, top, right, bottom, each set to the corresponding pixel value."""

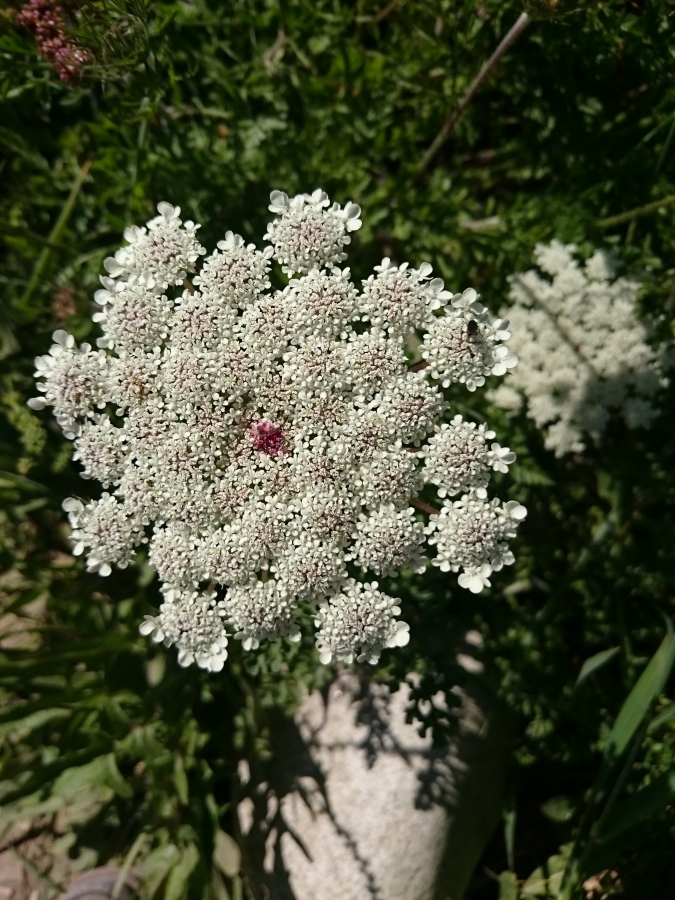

left=15, top=0, right=90, bottom=83
left=248, top=420, right=288, bottom=457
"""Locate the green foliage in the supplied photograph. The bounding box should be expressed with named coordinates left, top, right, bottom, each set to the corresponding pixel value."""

left=0, top=0, right=674, bottom=896
left=495, top=634, right=675, bottom=898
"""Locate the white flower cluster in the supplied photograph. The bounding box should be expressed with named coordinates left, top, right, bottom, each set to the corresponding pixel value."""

left=29, top=191, right=526, bottom=670
left=489, top=241, right=667, bottom=456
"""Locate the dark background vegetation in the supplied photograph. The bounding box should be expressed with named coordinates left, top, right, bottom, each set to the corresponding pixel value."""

left=0, top=1, right=674, bottom=897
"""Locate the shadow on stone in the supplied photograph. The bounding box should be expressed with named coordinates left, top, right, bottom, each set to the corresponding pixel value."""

left=237, top=668, right=516, bottom=900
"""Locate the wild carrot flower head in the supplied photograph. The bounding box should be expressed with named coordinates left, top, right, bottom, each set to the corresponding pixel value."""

left=489, top=241, right=668, bottom=455
left=30, top=192, right=525, bottom=670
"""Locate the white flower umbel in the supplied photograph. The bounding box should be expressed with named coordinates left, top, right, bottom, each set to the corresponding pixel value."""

left=314, top=579, right=410, bottom=665
left=425, top=492, right=527, bottom=593
left=347, top=506, right=426, bottom=577
left=419, top=289, right=517, bottom=391
left=63, top=494, right=144, bottom=576
left=103, top=203, right=206, bottom=290
left=93, top=274, right=172, bottom=353
left=28, top=330, right=111, bottom=438
left=361, top=259, right=451, bottom=336
left=265, top=190, right=362, bottom=275
left=490, top=241, right=668, bottom=456
left=222, top=580, right=300, bottom=651
left=72, top=414, right=127, bottom=486
left=194, top=231, right=273, bottom=307
left=30, top=192, right=526, bottom=671
left=140, top=588, right=228, bottom=671
left=422, top=415, right=515, bottom=499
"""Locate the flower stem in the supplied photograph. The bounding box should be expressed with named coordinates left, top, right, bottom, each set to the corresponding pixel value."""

left=597, top=193, right=675, bottom=228
left=20, top=158, right=92, bottom=312
left=414, top=12, right=531, bottom=179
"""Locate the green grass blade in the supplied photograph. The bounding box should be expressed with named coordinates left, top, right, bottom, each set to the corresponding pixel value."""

left=575, top=647, right=620, bottom=688
left=602, top=624, right=675, bottom=764
left=595, top=770, right=675, bottom=846
left=111, top=832, right=149, bottom=900
left=646, top=701, right=675, bottom=734
left=562, top=625, right=675, bottom=899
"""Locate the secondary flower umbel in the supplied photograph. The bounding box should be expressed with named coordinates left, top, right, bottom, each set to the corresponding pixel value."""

left=30, top=190, right=526, bottom=671
left=489, top=241, right=668, bottom=455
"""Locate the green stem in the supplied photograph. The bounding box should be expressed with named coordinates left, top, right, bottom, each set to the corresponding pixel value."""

left=19, top=158, right=92, bottom=314
left=597, top=193, right=675, bottom=228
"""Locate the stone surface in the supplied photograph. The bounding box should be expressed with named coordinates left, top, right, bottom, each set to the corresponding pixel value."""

left=0, top=849, right=24, bottom=900
left=237, top=664, right=515, bottom=900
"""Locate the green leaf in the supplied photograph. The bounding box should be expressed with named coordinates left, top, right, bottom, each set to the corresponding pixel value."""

left=0, top=470, right=49, bottom=494
left=497, top=870, right=519, bottom=900
left=562, top=628, right=675, bottom=898
left=308, top=34, right=331, bottom=55
left=213, top=830, right=241, bottom=878
left=541, top=796, right=576, bottom=824
left=112, top=833, right=149, bottom=900
left=0, top=792, right=69, bottom=826
left=139, top=844, right=180, bottom=900
left=575, top=647, right=620, bottom=687
left=92, top=694, right=132, bottom=732
left=603, top=625, right=675, bottom=764
left=211, top=869, right=232, bottom=900
left=596, top=770, right=675, bottom=845
left=173, top=755, right=189, bottom=805
left=0, top=746, right=111, bottom=806
left=646, top=701, right=675, bottom=734
left=164, top=843, right=199, bottom=900
left=117, top=722, right=164, bottom=761
left=101, top=753, right=134, bottom=799
left=522, top=845, right=571, bottom=898
left=0, top=706, right=70, bottom=738
left=52, top=753, right=130, bottom=802
left=521, top=869, right=563, bottom=898
left=0, top=635, right=137, bottom=678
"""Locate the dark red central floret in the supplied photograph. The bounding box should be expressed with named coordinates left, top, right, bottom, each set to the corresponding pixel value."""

left=248, top=420, right=288, bottom=457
